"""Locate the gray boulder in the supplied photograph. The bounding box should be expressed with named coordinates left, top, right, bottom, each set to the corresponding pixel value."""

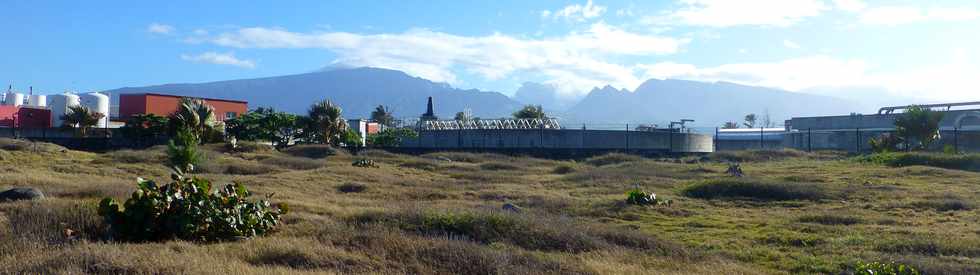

left=0, top=187, right=45, bottom=201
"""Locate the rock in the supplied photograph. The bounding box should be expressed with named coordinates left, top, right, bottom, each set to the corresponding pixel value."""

left=0, top=187, right=45, bottom=202
left=502, top=203, right=523, bottom=213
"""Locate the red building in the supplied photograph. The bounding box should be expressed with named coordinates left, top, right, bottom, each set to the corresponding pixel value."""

left=0, top=106, right=52, bottom=128
left=119, top=93, right=248, bottom=121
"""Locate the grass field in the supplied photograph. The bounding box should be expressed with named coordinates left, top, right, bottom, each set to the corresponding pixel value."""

left=1, top=140, right=978, bottom=274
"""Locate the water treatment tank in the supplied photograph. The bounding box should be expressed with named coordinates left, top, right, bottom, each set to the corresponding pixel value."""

left=79, top=92, right=110, bottom=128
left=28, top=94, right=46, bottom=107
left=3, top=92, right=24, bottom=106
left=47, top=93, right=81, bottom=127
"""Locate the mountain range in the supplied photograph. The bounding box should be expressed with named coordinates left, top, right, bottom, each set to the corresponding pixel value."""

left=107, top=67, right=900, bottom=127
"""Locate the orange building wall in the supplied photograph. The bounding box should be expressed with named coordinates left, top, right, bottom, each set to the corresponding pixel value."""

left=119, top=94, right=247, bottom=121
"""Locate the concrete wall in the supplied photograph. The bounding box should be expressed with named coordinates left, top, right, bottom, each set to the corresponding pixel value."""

left=788, top=109, right=980, bottom=131
left=402, top=129, right=713, bottom=153
left=782, top=129, right=980, bottom=152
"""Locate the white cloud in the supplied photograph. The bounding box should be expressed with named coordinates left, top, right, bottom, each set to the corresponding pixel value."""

left=860, top=6, right=980, bottom=26
left=636, top=56, right=980, bottom=101
left=180, top=52, right=256, bottom=69
left=833, top=0, right=866, bottom=12
left=647, top=0, right=828, bottom=27
left=542, top=0, right=607, bottom=21
left=147, top=23, right=175, bottom=35
left=206, top=24, right=685, bottom=96
left=783, top=39, right=801, bottom=49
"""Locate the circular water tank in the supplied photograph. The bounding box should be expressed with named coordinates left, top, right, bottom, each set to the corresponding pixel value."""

left=28, top=95, right=46, bottom=107
left=4, top=92, right=24, bottom=106
left=79, top=92, right=110, bottom=128
left=47, top=93, right=81, bottom=127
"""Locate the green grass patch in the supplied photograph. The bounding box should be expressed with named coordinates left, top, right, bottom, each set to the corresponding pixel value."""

left=855, top=152, right=980, bottom=172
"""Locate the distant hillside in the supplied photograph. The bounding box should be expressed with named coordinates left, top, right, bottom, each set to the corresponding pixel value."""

left=562, top=79, right=859, bottom=127
left=106, top=67, right=523, bottom=119
left=512, top=82, right=575, bottom=111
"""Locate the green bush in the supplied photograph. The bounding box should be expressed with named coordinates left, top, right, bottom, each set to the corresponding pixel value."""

left=625, top=188, right=670, bottom=206
left=585, top=153, right=642, bottom=166
left=855, top=261, right=919, bottom=275
left=97, top=172, right=287, bottom=242
left=552, top=164, right=576, bottom=174
left=351, top=159, right=378, bottom=168
left=681, top=178, right=829, bottom=201
left=855, top=152, right=980, bottom=172
left=281, top=144, right=339, bottom=159
left=167, top=129, right=202, bottom=171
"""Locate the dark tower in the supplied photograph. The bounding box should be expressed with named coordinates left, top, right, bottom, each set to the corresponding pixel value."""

left=421, top=96, right=438, bottom=121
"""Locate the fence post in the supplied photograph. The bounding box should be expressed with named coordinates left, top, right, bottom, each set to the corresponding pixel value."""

left=759, top=127, right=764, bottom=149
left=581, top=124, right=585, bottom=149
left=855, top=127, right=860, bottom=153
left=625, top=123, right=629, bottom=152
left=714, top=127, right=719, bottom=152
left=807, top=128, right=812, bottom=152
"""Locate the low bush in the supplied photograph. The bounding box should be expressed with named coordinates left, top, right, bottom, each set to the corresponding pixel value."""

left=281, top=145, right=339, bottom=159
left=337, top=182, right=367, bottom=193
left=797, top=214, right=863, bottom=225
left=552, top=164, right=576, bottom=174
left=225, top=141, right=274, bottom=153
left=98, top=172, right=287, bottom=242
left=908, top=198, right=974, bottom=212
left=479, top=162, right=521, bottom=171
left=102, top=149, right=165, bottom=163
left=198, top=161, right=278, bottom=175
left=681, top=178, right=830, bottom=201
left=351, top=159, right=378, bottom=168
left=585, top=153, right=643, bottom=166
left=855, top=152, right=980, bottom=172
left=260, top=156, right=324, bottom=170
left=625, top=187, right=671, bottom=206
left=854, top=261, right=920, bottom=275
left=707, top=149, right=809, bottom=162
left=0, top=138, right=67, bottom=153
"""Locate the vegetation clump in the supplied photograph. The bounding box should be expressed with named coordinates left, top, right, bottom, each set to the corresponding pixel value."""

left=97, top=171, right=287, bottom=242
left=351, top=159, right=378, bottom=168
left=585, top=153, right=642, bottom=166
left=681, top=178, right=830, bottom=201
left=855, top=152, right=980, bottom=172
left=337, top=182, right=367, bottom=193
left=625, top=186, right=671, bottom=206
left=855, top=261, right=920, bottom=275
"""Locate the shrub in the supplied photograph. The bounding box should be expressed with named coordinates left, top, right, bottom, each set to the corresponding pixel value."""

left=166, top=129, right=202, bottom=171
left=351, top=159, right=378, bottom=168
left=97, top=172, right=287, bottom=242
left=552, top=164, right=576, bottom=174
left=479, top=162, right=521, bottom=171
left=797, top=214, right=862, bottom=225
left=585, top=153, right=642, bottom=166
left=225, top=141, right=274, bottom=153
left=281, top=144, right=339, bottom=159
left=260, top=156, right=324, bottom=170
left=337, top=182, right=367, bottom=193
left=625, top=187, right=671, bottom=206
left=855, top=261, right=920, bottom=275
left=855, top=152, right=980, bottom=172
left=0, top=138, right=67, bottom=153
left=103, top=149, right=165, bottom=163
left=909, top=198, right=975, bottom=212
left=681, top=178, right=830, bottom=201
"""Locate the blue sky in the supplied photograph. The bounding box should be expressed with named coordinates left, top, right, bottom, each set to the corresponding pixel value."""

left=2, top=0, right=979, bottom=101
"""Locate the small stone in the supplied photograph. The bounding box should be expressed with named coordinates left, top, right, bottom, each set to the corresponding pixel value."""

left=502, top=203, right=522, bottom=213
left=0, top=187, right=45, bottom=202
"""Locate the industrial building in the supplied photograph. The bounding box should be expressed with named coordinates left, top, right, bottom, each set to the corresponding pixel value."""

left=118, top=93, right=248, bottom=121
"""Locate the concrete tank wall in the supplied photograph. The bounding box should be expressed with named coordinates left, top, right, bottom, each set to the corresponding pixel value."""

left=402, top=129, right=713, bottom=153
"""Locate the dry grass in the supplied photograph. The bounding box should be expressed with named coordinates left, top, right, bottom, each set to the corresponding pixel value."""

left=1, top=144, right=978, bottom=274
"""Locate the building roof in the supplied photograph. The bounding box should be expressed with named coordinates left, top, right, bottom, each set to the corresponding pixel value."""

left=122, top=93, right=248, bottom=104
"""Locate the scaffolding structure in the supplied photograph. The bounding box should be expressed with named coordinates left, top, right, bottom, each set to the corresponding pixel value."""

left=421, top=118, right=562, bottom=131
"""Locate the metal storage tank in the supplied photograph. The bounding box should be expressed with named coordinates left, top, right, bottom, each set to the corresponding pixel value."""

left=28, top=94, right=46, bottom=107
left=47, top=93, right=81, bottom=127
left=3, top=92, right=24, bottom=106
left=79, top=92, right=110, bottom=128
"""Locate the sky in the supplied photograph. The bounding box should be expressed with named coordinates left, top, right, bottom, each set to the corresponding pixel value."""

left=2, top=0, right=979, bottom=102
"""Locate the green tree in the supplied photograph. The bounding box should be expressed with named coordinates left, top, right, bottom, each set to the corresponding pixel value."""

left=121, top=114, right=169, bottom=146
left=895, top=105, right=944, bottom=151
left=370, top=105, right=395, bottom=126
left=61, top=105, right=105, bottom=136
left=722, top=121, right=739, bottom=129
left=513, top=105, right=546, bottom=120
left=301, top=99, right=348, bottom=145
left=167, top=127, right=202, bottom=172
left=169, top=98, right=225, bottom=144
left=454, top=111, right=473, bottom=121
left=226, top=108, right=299, bottom=149
left=366, top=128, right=418, bottom=147
left=342, top=128, right=363, bottom=147
left=743, top=113, right=757, bottom=128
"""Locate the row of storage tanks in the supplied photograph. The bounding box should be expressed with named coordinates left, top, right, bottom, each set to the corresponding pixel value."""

left=2, top=91, right=110, bottom=127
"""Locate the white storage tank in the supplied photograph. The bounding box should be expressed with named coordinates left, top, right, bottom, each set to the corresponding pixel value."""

left=28, top=94, right=46, bottom=107
left=79, top=92, right=110, bottom=128
left=3, top=92, right=24, bottom=106
left=47, top=93, right=81, bottom=127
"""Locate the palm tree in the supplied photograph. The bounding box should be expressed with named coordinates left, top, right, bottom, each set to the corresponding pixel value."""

left=61, top=105, right=104, bottom=136
left=169, top=98, right=224, bottom=143
left=370, top=105, right=394, bottom=126
left=304, top=99, right=348, bottom=145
